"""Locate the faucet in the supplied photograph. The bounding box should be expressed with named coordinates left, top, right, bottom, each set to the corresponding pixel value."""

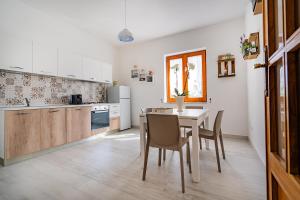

left=25, top=98, right=30, bottom=107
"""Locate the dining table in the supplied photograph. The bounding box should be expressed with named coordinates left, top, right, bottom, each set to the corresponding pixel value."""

left=139, top=108, right=209, bottom=183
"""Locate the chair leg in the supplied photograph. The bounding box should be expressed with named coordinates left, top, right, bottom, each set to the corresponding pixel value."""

left=163, top=149, right=166, bottom=161
left=179, top=148, right=185, bottom=193
left=187, top=142, right=192, bottom=173
left=142, top=142, right=150, bottom=180
left=199, top=136, right=202, bottom=150
left=219, top=133, right=225, bottom=159
left=214, top=138, right=221, bottom=173
left=158, top=148, right=162, bottom=166
left=186, top=140, right=189, bottom=164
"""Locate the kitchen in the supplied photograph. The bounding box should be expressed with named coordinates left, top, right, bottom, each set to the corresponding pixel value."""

left=0, top=79, right=131, bottom=165
left=1, top=0, right=297, bottom=199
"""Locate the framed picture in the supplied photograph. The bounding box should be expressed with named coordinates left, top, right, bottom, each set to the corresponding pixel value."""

left=146, top=75, right=153, bottom=82
left=139, top=69, right=146, bottom=81
left=146, top=70, right=153, bottom=82
left=131, top=69, right=139, bottom=78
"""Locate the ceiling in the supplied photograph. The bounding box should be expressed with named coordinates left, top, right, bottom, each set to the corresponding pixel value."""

left=20, top=0, right=248, bottom=46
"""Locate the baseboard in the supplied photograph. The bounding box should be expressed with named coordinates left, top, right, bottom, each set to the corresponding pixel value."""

left=222, top=133, right=248, bottom=140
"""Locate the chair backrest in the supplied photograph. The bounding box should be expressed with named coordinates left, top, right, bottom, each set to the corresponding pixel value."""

left=185, top=105, right=203, bottom=109
left=141, top=108, right=153, bottom=114
left=213, top=110, right=224, bottom=135
left=146, top=114, right=180, bottom=148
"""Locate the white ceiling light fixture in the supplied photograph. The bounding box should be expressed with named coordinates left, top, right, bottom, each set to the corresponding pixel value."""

left=118, top=0, right=134, bottom=42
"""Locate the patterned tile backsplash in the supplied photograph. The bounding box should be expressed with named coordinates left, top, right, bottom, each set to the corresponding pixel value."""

left=0, top=71, right=107, bottom=106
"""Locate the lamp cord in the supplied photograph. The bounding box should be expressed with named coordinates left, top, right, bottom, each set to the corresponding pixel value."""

left=124, top=0, right=127, bottom=28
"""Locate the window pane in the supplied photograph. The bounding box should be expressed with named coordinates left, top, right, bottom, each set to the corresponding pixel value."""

left=187, top=55, right=202, bottom=98
left=275, top=0, right=284, bottom=49
left=276, top=60, right=286, bottom=161
left=169, top=58, right=183, bottom=97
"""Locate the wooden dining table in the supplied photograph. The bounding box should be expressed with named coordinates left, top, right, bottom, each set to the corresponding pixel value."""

left=139, top=108, right=209, bottom=183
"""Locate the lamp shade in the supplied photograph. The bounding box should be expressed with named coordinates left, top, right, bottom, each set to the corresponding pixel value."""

left=118, top=28, right=134, bottom=42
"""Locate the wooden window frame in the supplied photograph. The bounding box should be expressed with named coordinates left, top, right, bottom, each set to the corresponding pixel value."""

left=166, top=50, right=207, bottom=103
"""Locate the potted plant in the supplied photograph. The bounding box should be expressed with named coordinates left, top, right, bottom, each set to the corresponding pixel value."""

left=172, top=62, right=195, bottom=112
left=240, top=34, right=259, bottom=59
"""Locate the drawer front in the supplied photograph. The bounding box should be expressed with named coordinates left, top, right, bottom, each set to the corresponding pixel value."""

left=110, top=109, right=120, bottom=118
left=109, top=105, right=120, bottom=118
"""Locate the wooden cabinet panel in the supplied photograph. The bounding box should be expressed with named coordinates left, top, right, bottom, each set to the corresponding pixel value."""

left=110, top=117, right=120, bottom=131
left=66, top=107, right=91, bottom=143
left=41, top=108, right=66, bottom=149
left=5, top=110, right=41, bottom=159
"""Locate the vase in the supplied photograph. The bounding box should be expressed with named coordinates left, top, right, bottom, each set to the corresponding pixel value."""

left=175, top=96, right=185, bottom=112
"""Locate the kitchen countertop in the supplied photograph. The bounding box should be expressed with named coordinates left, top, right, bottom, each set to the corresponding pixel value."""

left=0, top=103, right=120, bottom=111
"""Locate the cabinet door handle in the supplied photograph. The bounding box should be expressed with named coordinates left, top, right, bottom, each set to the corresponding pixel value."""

left=41, top=70, right=52, bottom=74
left=17, top=112, right=30, bottom=115
left=90, top=77, right=94, bottom=80
left=75, top=108, right=81, bottom=111
left=10, top=66, right=24, bottom=70
left=49, top=110, right=59, bottom=113
left=67, top=75, right=76, bottom=77
left=105, top=80, right=110, bottom=83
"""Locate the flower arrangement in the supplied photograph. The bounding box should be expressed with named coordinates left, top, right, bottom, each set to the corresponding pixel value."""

left=240, top=34, right=258, bottom=58
left=171, top=63, right=195, bottom=97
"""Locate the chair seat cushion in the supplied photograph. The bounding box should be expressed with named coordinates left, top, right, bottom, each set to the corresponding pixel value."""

left=150, top=137, right=189, bottom=150
left=186, top=128, right=214, bottom=138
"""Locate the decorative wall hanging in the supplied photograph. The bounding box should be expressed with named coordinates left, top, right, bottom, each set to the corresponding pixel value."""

left=131, top=65, right=139, bottom=78
left=218, top=54, right=236, bottom=78
left=139, top=69, right=146, bottom=81
left=146, top=70, right=153, bottom=82
left=131, top=65, right=154, bottom=83
left=251, top=0, right=262, bottom=15
left=240, top=32, right=260, bottom=60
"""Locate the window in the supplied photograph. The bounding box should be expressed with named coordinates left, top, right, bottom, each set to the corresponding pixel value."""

left=165, top=50, right=207, bottom=102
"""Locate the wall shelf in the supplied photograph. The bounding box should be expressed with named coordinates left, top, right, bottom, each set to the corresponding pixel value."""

left=252, top=0, right=263, bottom=15
left=217, top=54, right=236, bottom=78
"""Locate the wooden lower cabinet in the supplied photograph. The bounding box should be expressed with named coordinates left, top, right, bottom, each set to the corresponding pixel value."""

left=110, top=117, right=120, bottom=131
left=66, top=107, right=91, bottom=143
left=5, top=110, right=41, bottom=159
left=41, top=108, right=67, bottom=149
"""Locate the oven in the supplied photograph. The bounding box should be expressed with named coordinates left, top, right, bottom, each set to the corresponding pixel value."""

left=91, top=105, right=110, bottom=130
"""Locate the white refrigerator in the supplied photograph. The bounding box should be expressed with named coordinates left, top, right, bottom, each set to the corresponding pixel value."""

left=107, top=86, right=131, bottom=130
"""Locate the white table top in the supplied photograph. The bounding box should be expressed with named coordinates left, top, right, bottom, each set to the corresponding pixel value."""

left=140, top=108, right=208, bottom=120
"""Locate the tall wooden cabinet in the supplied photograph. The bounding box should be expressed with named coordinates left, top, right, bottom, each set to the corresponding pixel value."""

left=5, top=110, right=41, bottom=159
left=41, top=108, right=67, bottom=149
left=66, top=107, right=91, bottom=143
left=264, top=0, right=300, bottom=199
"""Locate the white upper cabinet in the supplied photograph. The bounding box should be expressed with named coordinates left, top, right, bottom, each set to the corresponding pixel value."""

left=101, top=62, right=112, bottom=84
left=82, top=57, right=102, bottom=82
left=33, top=43, right=58, bottom=76
left=0, top=33, right=33, bottom=73
left=58, top=50, right=83, bottom=79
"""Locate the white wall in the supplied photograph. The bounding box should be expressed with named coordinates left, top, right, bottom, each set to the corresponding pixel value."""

left=0, top=0, right=117, bottom=66
left=118, top=18, right=249, bottom=136
left=245, top=2, right=266, bottom=165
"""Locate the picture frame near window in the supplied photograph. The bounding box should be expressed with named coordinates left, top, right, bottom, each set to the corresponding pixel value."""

left=165, top=49, right=207, bottom=103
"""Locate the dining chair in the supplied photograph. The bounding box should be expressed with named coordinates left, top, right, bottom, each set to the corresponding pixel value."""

left=187, top=110, right=225, bottom=172
left=142, top=114, right=191, bottom=193
left=141, top=108, right=167, bottom=165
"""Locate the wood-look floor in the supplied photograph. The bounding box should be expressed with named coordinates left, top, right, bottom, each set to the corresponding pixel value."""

left=0, top=129, right=266, bottom=200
